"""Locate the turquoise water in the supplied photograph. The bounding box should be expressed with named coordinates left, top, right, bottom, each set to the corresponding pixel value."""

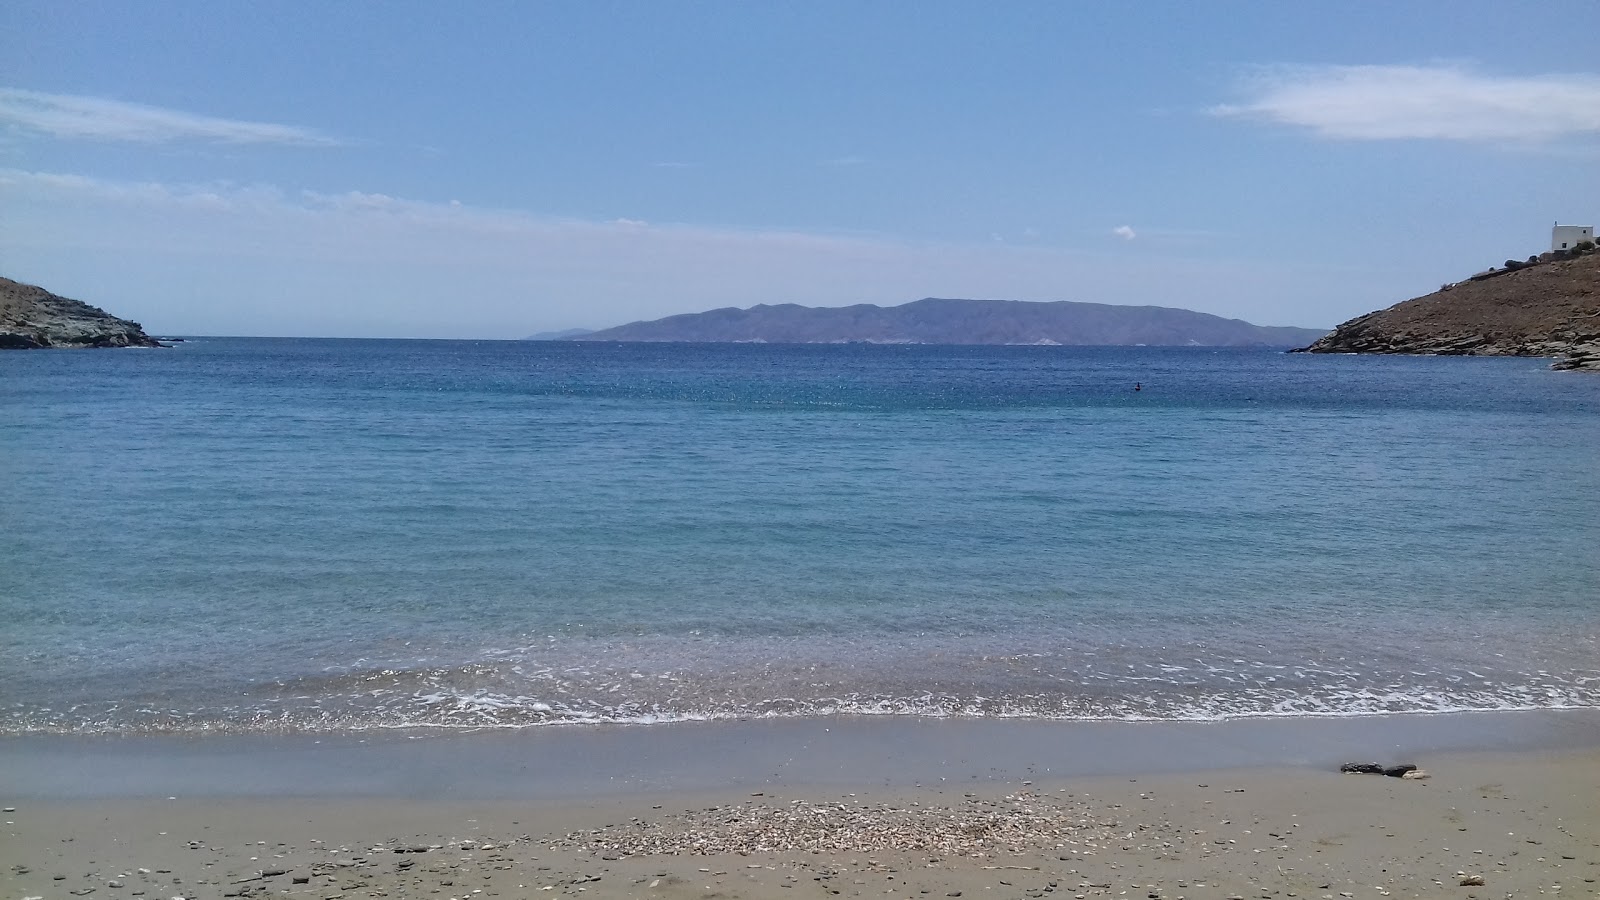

left=2, top=339, right=1597, bottom=733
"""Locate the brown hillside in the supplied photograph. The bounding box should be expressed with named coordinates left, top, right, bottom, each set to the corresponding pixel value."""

left=1300, top=252, right=1599, bottom=370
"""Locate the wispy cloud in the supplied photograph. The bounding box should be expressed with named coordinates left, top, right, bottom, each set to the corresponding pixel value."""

left=1211, top=64, right=1600, bottom=142
left=1112, top=225, right=1137, bottom=241
left=0, top=168, right=1361, bottom=337
left=0, top=88, right=339, bottom=145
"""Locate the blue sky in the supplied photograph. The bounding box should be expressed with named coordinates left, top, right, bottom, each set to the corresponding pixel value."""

left=2, top=2, right=1597, bottom=338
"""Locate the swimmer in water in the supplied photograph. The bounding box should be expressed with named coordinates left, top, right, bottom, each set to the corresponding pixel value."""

left=1134, top=382, right=1142, bottom=391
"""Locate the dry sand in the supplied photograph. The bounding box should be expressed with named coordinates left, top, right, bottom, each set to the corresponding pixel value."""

left=3, top=749, right=1595, bottom=900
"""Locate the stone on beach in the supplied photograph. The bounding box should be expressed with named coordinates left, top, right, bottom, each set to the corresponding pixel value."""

left=1338, top=762, right=1427, bottom=778
left=1338, top=763, right=1383, bottom=774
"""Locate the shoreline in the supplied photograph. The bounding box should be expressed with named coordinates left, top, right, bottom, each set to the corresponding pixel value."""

left=4, top=712, right=1597, bottom=898
left=4, top=745, right=1596, bottom=899
left=3, top=708, right=1597, bottom=801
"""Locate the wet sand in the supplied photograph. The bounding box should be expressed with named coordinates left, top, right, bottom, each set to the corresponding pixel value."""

left=3, top=714, right=1598, bottom=900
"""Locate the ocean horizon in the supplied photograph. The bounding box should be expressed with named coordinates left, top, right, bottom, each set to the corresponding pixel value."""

left=3, top=338, right=1597, bottom=734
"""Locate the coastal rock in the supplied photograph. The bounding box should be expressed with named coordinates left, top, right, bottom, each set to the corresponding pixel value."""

left=1382, top=764, right=1418, bottom=778
left=0, top=331, right=47, bottom=349
left=1298, top=252, right=1600, bottom=370
left=1338, top=763, right=1384, bottom=775
left=1550, top=340, right=1600, bottom=371
left=0, top=276, right=163, bottom=349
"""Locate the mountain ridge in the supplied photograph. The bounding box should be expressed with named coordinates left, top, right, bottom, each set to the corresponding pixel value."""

left=572, top=297, right=1328, bottom=347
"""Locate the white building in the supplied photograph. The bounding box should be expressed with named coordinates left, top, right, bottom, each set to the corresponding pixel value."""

left=1552, top=223, right=1594, bottom=251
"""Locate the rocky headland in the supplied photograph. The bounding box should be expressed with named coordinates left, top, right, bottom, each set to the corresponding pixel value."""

left=0, top=276, right=163, bottom=349
left=1299, top=251, right=1599, bottom=371
left=574, top=297, right=1328, bottom=347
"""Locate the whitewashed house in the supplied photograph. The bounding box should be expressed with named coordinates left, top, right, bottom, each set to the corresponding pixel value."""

left=1552, top=223, right=1595, bottom=251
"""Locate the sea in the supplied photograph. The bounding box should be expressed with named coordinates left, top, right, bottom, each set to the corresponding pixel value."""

left=2, top=339, right=1597, bottom=735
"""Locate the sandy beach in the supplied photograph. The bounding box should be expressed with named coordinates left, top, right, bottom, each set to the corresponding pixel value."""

left=3, top=715, right=1597, bottom=900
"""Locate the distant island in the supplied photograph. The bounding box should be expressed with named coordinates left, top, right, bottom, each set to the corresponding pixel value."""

left=524, top=328, right=597, bottom=341
left=569, top=298, right=1329, bottom=347
left=0, top=276, right=162, bottom=349
left=1299, top=243, right=1598, bottom=371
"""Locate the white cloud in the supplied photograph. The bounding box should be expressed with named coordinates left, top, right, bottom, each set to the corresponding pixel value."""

left=1211, top=64, right=1600, bottom=142
left=0, top=87, right=339, bottom=145
left=1112, top=225, right=1137, bottom=240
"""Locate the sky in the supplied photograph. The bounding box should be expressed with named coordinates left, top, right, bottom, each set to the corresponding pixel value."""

left=2, top=2, right=1598, bottom=338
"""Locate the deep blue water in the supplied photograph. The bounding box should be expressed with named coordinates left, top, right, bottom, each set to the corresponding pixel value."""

left=2, top=339, right=1597, bottom=733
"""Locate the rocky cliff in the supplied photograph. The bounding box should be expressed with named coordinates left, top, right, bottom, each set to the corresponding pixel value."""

left=1299, top=252, right=1599, bottom=371
left=0, top=277, right=163, bottom=349
left=574, top=297, right=1328, bottom=347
